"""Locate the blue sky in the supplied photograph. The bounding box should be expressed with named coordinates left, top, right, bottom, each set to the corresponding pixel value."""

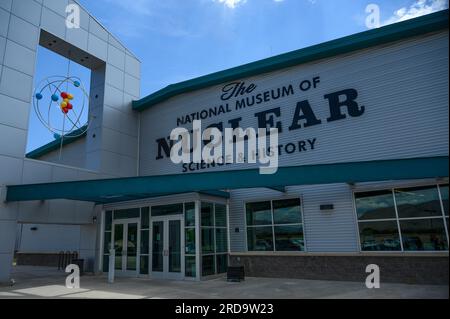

left=27, top=0, right=448, bottom=152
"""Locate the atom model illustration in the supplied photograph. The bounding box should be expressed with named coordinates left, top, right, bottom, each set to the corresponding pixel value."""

left=33, top=75, right=90, bottom=138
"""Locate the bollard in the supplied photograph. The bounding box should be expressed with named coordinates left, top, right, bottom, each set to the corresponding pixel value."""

left=108, top=249, right=115, bottom=283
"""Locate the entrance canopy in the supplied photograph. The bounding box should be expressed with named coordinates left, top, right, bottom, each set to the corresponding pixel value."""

left=5, top=157, right=449, bottom=204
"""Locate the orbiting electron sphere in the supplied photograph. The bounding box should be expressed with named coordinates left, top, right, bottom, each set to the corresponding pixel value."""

left=33, top=76, right=90, bottom=137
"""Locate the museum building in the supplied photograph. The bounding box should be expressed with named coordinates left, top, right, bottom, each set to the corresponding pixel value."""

left=0, top=2, right=448, bottom=284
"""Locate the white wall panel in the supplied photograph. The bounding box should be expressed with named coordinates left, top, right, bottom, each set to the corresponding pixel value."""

left=11, top=0, right=42, bottom=26
left=0, top=9, right=10, bottom=38
left=0, top=94, right=30, bottom=130
left=0, top=0, right=140, bottom=282
left=3, top=39, right=36, bottom=75
left=40, top=6, right=66, bottom=39
left=0, top=0, right=12, bottom=11
left=7, top=14, right=39, bottom=50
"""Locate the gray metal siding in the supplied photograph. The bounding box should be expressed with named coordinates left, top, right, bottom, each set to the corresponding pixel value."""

left=138, top=30, right=449, bottom=176
left=37, top=137, right=87, bottom=168
left=228, top=183, right=359, bottom=253
left=136, top=30, right=449, bottom=254
left=300, top=184, right=358, bottom=252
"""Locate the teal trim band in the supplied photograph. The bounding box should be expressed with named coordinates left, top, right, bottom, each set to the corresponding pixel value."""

left=6, top=156, right=448, bottom=204
left=26, top=125, right=88, bottom=159
left=132, top=10, right=449, bottom=112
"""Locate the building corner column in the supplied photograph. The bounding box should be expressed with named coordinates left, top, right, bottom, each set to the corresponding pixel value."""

left=0, top=186, right=18, bottom=284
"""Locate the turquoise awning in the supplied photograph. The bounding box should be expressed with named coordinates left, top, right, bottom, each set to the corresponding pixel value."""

left=5, top=156, right=448, bottom=204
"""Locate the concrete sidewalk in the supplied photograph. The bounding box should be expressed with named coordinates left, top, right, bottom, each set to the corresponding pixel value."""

left=0, top=266, right=448, bottom=299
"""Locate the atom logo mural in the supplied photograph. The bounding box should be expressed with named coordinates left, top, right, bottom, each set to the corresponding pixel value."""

left=33, top=75, right=90, bottom=138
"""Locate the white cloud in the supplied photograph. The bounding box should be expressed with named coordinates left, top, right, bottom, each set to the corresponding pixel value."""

left=214, top=0, right=247, bottom=9
left=384, top=0, right=448, bottom=25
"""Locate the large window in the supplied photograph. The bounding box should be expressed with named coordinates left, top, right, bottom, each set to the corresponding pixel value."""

left=201, top=202, right=228, bottom=276
left=355, top=184, right=449, bottom=252
left=246, top=198, right=304, bottom=252
left=102, top=211, right=112, bottom=272
left=184, top=202, right=196, bottom=278
left=140, top=207, right=150, bottom=275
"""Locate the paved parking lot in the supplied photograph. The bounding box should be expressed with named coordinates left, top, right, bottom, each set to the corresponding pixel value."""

left=0, top=266, right=447, bottom=299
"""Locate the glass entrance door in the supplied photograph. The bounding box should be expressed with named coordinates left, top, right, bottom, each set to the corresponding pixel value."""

left=113, top=219, right=140, bottom=276
left=151, top=216, right=184, bottom=279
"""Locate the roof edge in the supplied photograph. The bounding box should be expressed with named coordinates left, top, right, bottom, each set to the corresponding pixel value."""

left=26, top=125, right=88, bottom=159
left=133, top=9, right=449, bottom=111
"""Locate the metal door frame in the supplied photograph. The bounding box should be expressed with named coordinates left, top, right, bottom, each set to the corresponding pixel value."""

left=150, top=214, right=185, bottom=280
left=112, top=218, right=140, bottom=277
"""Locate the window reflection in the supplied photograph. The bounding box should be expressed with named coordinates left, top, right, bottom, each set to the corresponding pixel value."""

left=273, top=199, right=302, bottom=224
left=185, top=256, right=196, bottom=277
left=356, top=184, right=449, bottom=252
left=140, top=230, right=149, bottom=255
left=185, top=228, right=196, bottom=254
left=216, top=254, right=228, bottom=274
left=274, top=225, right=304, bottom=251
left=247, top=226, right=274, bottom=251
left=201, top=228, right=214, bottom=254
left=103, top=231, right=111, bottom=254
left=440, top=185, right=448, bottom=216
left=359, top=220, right=401, bottom=251
left=400, top=219, right=448, bottom=251
left=395, top=186, right=442, bottom=218
left=202, top=255, right=215, bottom=276
left=184, top=202, right=196, bottom=277
left=201, top=202, right=214, bottom=226
left=152, top=204, right=183, bottom=217
left=140, top=256, right=149, bottom=275
left=246, top=202, right=272, bottom=226
left=246, top=199, right=303, bottom=252
left=215, top=228, right=227, bottom=253
left=141, top=207, right=149, bottom=229
left=185, top=203, right=196, bottom=227
left=215, top=204, right=227, bottom=227
left=105, top=211, right=112, bottom=231
left=355, top=191, right=396, bottom=220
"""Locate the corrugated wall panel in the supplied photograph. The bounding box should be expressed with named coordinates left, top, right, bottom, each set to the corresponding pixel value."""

left=135, top=30, right=449, bottom=253
left=228, top=183, right=359, bottom=253
left=139, top=30, right=448, bottom=176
